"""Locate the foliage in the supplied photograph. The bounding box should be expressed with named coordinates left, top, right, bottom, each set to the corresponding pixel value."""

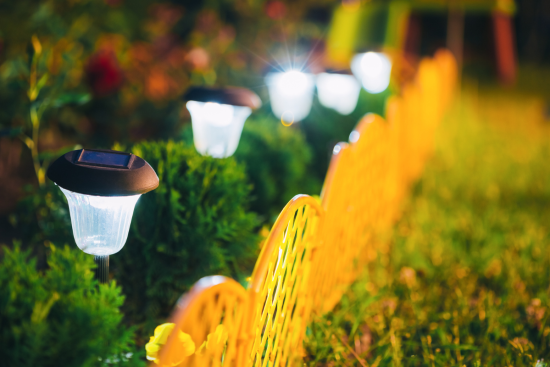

left=0, top=32, right=91, bottom=185
left=182, top=114, right=321, bottom=222
left=304, top=92, right=550, bottom=366
left=8, top=152, right=77, bottom=253
left=234, top=115, right=320, bottom=221
left=113, top=140, right=260, bottom=336
left=0, top=243, right=143, bottom=367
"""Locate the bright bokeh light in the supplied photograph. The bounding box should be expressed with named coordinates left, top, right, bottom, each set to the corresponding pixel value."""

left=266, top=70, right=315, bottom=123
left=316, top=73, right=361, bottom=115
left=349, top=130, right=360, bottom=143
left=351, top=52, right=392, bottom=94
left=186, top=101, right=252, bottom=158
left=60, top=187, right=141, bottom=256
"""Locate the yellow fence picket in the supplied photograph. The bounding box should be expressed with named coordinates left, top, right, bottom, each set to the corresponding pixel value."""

left=311, top=142, right=354, bottom=314
left=244, top=194, right=322, bottom=367
left=160, top=276, right=248, bottom=367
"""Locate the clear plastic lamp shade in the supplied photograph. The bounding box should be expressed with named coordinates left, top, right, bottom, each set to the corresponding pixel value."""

left=60, top=187, right=141, bottom=256
left=351, top=52, right=392, bottom=94
left=316, top=73, right=361, bottom=115
left=186, top=101, right=252, bottom=158
left=266, top=70, right=315, bottom=123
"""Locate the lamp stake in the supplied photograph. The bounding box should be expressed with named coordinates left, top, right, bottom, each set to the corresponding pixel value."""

left=94, top=255, right=109, bottom=284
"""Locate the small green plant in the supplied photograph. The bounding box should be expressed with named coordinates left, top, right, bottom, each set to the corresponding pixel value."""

left=0, top=34, right=90, bottom=186
left=0, top=243, right=142, bottom=367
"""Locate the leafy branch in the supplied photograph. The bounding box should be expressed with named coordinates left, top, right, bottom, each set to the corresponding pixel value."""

left=19, top=35, right=50, bottom=186
left=18, top=35, right=90, bottom=186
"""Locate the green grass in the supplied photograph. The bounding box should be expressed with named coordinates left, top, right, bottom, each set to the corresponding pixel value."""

left=304, top=88, right=550, bottom=367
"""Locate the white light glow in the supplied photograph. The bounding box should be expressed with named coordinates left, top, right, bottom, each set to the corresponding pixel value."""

left=349, top=130, right=360, bottom=143
left=266, top=70, right=315, bottom=122
left=316, top=73, right=361, bottom=115
left=60, top=187, right=141, bottom=256
left=351, top=52, right=392, bottom=94
left=186, top=101, right=252, bottom=158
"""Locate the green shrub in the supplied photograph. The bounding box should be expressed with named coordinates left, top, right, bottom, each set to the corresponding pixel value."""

left=233, top=115, right=321, bottom=222
left=0, top=244, right=141, bottom=367
left=114, top=141, right=260, bottom=334
left=9, top=182, right=73, bottom=250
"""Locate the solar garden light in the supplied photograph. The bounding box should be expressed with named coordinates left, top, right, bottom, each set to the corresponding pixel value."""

left=46, top=149, right=159, bottom=283
left=316, top=70, right=361, bottom=115
left=265, top=69, right=315, bottom=124
left=184, top=86, right=262, bottom=158
left=350, top=52, right=392, bottom=94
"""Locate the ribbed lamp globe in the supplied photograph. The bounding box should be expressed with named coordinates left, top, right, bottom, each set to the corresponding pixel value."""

left=183, top=86, right=261, bottom=158
left=46, top=148, right=159, bottom=283
left=59, top=187, right=141, bottom=255
left=266, top=70, right=315, bottom=123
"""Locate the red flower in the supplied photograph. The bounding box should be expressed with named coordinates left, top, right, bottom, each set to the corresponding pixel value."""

left=85, top=51, right=124, bottom=97
left=265, top=1, right=286, bottom=20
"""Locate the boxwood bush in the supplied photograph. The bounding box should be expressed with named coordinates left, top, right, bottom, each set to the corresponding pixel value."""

left=114, top=141, right=260, bottom=334
left=0, top=244, right=141, bottom=367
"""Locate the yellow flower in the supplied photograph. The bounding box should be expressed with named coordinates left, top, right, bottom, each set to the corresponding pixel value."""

left=196, top=325, right=229, bottom=356
left=145, top=323, right=195, bottom=366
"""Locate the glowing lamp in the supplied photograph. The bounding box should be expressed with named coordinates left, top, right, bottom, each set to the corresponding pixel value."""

left=184, top=87, right=261, bottom=158
left=351, top=52, right=392, bottom=94
left=316, top=71, right=361, bottom=115
left=47, top=149, right=159, bottom=283
left=265, top=70, right=315, bottom=123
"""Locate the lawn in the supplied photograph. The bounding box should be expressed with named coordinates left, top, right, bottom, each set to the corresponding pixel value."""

left=304, top=83, right=550, bottom=367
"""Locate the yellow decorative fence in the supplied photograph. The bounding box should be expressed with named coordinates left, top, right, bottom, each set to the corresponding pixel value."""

left=156, top=49, right=457, bottom=367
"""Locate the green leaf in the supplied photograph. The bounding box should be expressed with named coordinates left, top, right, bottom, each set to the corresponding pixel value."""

left=52, top=93, right=91, bottom=107
left=35, top=73, right=49, bottom=93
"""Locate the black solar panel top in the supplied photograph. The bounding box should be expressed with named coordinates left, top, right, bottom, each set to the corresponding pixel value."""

left=77, top=149, right=132, bottom=168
